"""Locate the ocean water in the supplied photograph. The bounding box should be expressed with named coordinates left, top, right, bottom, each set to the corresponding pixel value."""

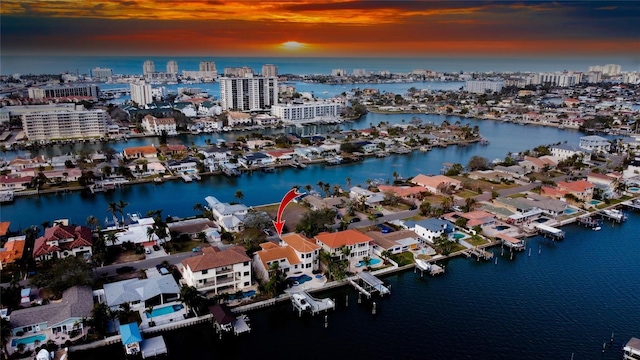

left=76, top=210, right=640, bottom=359
left=2, top=55, right=639, bottom=76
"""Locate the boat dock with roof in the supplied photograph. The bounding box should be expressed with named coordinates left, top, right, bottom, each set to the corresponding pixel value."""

left=349, top=272, right=390, bottom=298
left=535, top=223, right=565, bottom=240
left=209, top=304, right=251, bottom=337
left=288, top=291, right=335, bottom=316
left=622, top=199, right=640, bottom=211
left=414, top=259, right=445, bottom=276
left=496, top=233, right=525, bottom=251
left=598, top=208, right=628, bottom=223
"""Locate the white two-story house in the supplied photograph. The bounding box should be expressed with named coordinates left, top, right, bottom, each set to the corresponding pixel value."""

left=204, top=195, right=248, bottom=232
left=181, top=246, right=252, bottom=294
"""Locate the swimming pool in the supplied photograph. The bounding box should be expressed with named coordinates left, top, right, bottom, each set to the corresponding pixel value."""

left=534, top=218, right=548, bottom=223
left=565, top=208, right=578, bottom=214
left=11, top=333, right=46, bottom=347
left=589, top=200, right=602, bottom=205
left=355, top=258, right=382, bottom=267
left=628, top=187, right=639, bottom=193
left=146, top=304, right=184, bottom=318
left=453, top=233, right=467, bottom=239
left=495, top=226, right=510, bottom=231
left=287, top=274, right=312, bottom=285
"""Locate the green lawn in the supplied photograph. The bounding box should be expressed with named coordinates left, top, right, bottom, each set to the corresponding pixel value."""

left=168, top=239, right=207, bottom=253
left=456, top=189, right=479, bottom=198
left=465, top=236, right=488, bottom=247
left=390, top=251, right=415, bottom=266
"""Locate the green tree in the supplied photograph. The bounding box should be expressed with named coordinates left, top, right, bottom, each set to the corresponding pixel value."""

left=234, top=190, right=244, bottom=202
left=180, top=285, right=205, bottom=316
left=295, top=208, right=337, bottom=237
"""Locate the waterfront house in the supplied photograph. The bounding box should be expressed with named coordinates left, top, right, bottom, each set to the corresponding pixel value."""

left=253, top=242, right=302, bottom=281
left=33, top=224, right=93, bottom=262
left=314, top=230, right=373, bottom=261
left=128, top=161, right=166, bottom=178
left=579, top=135, right=610, bottom=153
left=227, top=111, right=252, bottom=127
left=166, top=218, right=220, bottom=242
left=623, top=157, right=640, bottom=180
left=7, top=156, right=48, bottom=173
left=550, top=143, right=584, bottom=161
left=366, top=229, right=421, bottom=254
left=410, top=174, right=461, bottom=194
left=0, top=235, right=26, bottom=269
left=158, top=144, right=188, bottom=157
left=238, top=152, right=272, bottom=168
left=254, top=233, right=321, bottom=281
left=266, top=149, right=295, bottom=162
left=0, top=175, right=33, bottom=191
left=377, top=184, right=427, bottom=201
left=102, top=276, right=180, bottom=312
left=204, top=196, right=248, bottom=232
left=302, top=195, right=344, bottom=211
left=180, top=246, right=252, bottom=294
left=42, top=168, right=83, bottom=183
left=407, top=218, right=455, bottom=244
left=468, top=170, right=505, bottom=182
left=556, top=180, right=595, bottom=202
left=166, top=158, right=199, bottom=174
left=123, top=145, right=158, bottom=160
left=8, top=286, right=93, bottom=352
left=349, top=186, right=385, bottom=207
left=109, top=218, right=161, bottom=247
left=141, top=115, right=178, bottom=136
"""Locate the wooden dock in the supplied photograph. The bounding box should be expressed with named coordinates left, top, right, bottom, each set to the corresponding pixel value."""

left=350, top=272, right=390, bottom=298
left=464, top=247, right=494, bottom=260
left=414, top=259, right=445, bottom=276
left=289, top=291, right=335, bottom=316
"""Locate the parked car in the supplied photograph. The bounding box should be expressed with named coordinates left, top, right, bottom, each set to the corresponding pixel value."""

left=349, top=217, right=361, bottom=223
left=409, top=205, right=418, bottom=211
left=373, top=212, right=384, bottom=218
left=145, top=247, right=152, bottom=255
left=192, top=246, right=202, bottom=252
left=263, top=229, right=274, bottom=236
left=153, top=244, right=161, bottom=251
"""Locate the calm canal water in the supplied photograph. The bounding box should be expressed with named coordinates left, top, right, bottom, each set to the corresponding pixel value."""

left=2, top=114, right=596, bottom=229
left=77, top=210, right=640, bottom=359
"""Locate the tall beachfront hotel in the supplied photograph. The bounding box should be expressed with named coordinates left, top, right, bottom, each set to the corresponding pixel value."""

left=219, top=75, right=278, bottom=111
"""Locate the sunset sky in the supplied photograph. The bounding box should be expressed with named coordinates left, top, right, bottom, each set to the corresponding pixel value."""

left=1, top=0, right=639, bottom=58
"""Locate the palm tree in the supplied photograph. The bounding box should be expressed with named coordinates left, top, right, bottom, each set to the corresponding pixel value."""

left=197, top=232, right=207, bottom=243
left=234, top=190, right=244, bottom=202
left=0, top=318, right=10, bottom=358
left=193, top=202, right=204, bottom=214
left=146, top=226, right=156, bottom=243
left=118, top=303, right=133, bottom=323
left=107, top=202, right=119, bottom=224
left=180, top=285, right=204, bottom=316
left=420, top=201, right=432, bottom=216
left=117, top=200, right=129, bottom=220
left=105, top=232, right=119, bottom=247
left=362, top=256, right=372, bottom=270
left=392, top=171, right=399, bottom=181
left=346, top=177, right=352, bottom=188
left=317, top=181, right=324, bottom=194
left=441, top=196, right=453, bottom=212
left=465, top=197, right=477, bottom=212
left=86, top=215, right=99, bottom=230
left=304, top=184, right=312, bottom=194
left=146, top=305, right=155, bottom=326
left=380, top=250, right=391, bottom=264
left=340, top=245, right=352, bottom=273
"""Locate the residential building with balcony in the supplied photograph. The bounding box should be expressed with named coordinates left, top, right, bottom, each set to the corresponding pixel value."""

left=181, top=246, right=252, bottom=294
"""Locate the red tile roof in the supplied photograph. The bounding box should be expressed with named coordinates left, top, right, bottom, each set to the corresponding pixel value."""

left=0, top=222, right=10, bottom=237
left=315, top=230, right=372, bottom=249
left=182, top=246, right=250, bottom=272
left=33, top=225, right=93, bottom=258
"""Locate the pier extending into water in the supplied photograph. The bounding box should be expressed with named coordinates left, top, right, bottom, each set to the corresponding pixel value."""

left=535, top=223, right=565, bottom=240
left=289, top=291, right=336, bottom=316
left=597, top=208, right=628, bottom=223
left=414, top=259, right=445, bottom=276
left=349, top=272, right=390, bottom=298
left=463, top=247, right=494, bottom=260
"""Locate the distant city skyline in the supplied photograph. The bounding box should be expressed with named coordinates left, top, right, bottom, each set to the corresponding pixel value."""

left=1, top=1, right=639, bottom=59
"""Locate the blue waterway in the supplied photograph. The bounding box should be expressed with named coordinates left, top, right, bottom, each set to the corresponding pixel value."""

left=77, top=211, right=640, bottom=359
left=3, top=55, right=639, bottom=76
left=2, top=116, right=608, bottom=229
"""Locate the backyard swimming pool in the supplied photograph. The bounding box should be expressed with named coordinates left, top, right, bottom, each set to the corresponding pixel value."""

left=11, top=334, right=46, bottom=347
left=589, top=200, right=602, bottom=205
left=628, top=187, right=639, bottom=193
left=494, top=226, right=510, bottom=231
left=355, top=258, right=382, bottom=267
left=287, top=274, right=312, bottom=285
left=146, top=304, right=184, bottom=318
left=453, top=233, right=467, bottom=239
left=565, top=208, right=578, bottom=214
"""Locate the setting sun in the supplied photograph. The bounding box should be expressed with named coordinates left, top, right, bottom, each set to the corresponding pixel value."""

left=279, top=41, right=307, bottom=51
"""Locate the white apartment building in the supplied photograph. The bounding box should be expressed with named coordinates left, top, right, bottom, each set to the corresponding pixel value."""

left=271, top=101, right=341, bottom=123
left=181, top=246, right=252, bottom=294
left=533, top=72, right=583, bottom=87
left=353, top=68, right=367, bottom=77
left=166, top=60, right=178, bottom=75
left=464, top=80, right=504, bottom=94
left=143, top=60, right=155, bottom=76
left=200, top=61, right=217, bottom=72
left=141, top=114, right=178, bottom=135
left=579, top=135, right=610, bottom=153
left=331, top=69, right=347, bottom=76
left=261, top=64, right=278, bottom=77
left=21, top=104, right=108, bottom=141
left=223, top=66, right=254, bottom=77
left=219, top=75, right=278, bottom=111
left=91, top=67, right=113, bottom=79
left=28, top=84, right=99, bottom=100
left=130, top=81, right=153, bottom=106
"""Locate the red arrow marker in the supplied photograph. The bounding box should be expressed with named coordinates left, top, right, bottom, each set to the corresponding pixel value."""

left=273, top=188, right=302, bottom=237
